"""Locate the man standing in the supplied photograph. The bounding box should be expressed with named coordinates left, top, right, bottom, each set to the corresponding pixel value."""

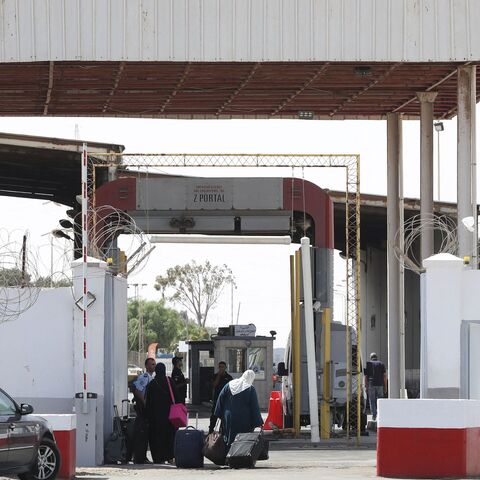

left=364, top=352, right=387, bottom=421
left=132, top=357, right=156, bottom=463
left=209, top=361, right=233, bottom=433
left=171, top=356, right=189, bottom=404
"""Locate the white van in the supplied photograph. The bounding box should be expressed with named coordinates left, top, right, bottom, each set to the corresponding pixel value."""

left=277, top=321, right=367, bottom=432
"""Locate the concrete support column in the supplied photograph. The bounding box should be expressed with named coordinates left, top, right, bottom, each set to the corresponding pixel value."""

left=387, top=112, right=404, bottom=399
left=457, top=65, right=477, bottom=267
left=416, top=91, right=438, bottom=262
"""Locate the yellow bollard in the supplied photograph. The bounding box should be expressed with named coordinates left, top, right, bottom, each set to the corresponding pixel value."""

left=320, top=308, right=332, bottom=439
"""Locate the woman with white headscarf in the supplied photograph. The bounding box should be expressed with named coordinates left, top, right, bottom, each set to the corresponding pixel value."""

left=214, top=369, right=263, bottom=448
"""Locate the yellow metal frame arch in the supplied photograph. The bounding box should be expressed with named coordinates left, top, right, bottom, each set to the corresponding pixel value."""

left=88, top=152, right=361, bottom=442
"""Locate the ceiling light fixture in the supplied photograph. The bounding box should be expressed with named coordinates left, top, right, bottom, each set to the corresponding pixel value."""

left=298, top=111, right=314, bottom=120
left=354, top=66, right=372, bottom=76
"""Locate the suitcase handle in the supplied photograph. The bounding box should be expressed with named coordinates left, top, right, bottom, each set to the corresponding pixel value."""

left=113, top=405, right=123, bottom=435
left=121, top=399, right=129, bottom=418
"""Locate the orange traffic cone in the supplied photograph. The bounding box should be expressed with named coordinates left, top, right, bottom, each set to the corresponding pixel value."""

left=264, top=391, right=283, bottom=430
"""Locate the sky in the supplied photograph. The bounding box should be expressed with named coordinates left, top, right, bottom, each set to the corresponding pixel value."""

left=0, top=110, right=478, bottom=347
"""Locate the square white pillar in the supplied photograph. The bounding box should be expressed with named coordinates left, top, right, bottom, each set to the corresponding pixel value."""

left=421, top=253, right=463, bottom=398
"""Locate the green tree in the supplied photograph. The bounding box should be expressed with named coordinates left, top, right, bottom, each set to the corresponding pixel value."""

left=0, top=269, right=71, bottom=288
left=0, top=267, right=30, bottom=286
left=33, top=276, right=72, bottom=288
left=154, top=260, right=235, bottom=327
left=128, top=299, right=210, bottom=353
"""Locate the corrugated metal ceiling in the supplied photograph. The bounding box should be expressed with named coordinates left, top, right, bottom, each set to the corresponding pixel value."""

left=0, top=60, right=476, bottom=119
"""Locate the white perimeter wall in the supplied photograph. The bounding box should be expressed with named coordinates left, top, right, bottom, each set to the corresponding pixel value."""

left=0, top=287, right=74, bottom=411
left=0, top=261, right=128, bottom=422
left=421, top=253, right=480, bottom=399
left=0, top=0, right=478, bottom=63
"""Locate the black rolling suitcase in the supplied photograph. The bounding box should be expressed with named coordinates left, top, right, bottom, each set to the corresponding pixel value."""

left=104, top=405, right=127, bottom=464
left=174, top=426, right=205, bottom=468
left=226, top=432, right=264, bottom=469
left=119, top=399, right=135, bottom=462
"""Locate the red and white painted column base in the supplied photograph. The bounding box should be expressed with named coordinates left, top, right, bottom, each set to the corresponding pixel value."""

left=39, top=414, right=76, bottom=479
left=377, top=399, right=480, bottom=478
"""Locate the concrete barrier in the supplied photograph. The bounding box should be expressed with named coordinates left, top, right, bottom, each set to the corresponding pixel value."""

left=377, top=399, right=480, bottom=478
left=39, top=414, right=76, bottom=479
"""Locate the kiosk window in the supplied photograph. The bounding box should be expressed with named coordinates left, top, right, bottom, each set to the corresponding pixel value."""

left=199, top=350, right=215, bottom=368
left=248, top=347, right=266, bottom=380
left=227, top=348, right=246, bottom=374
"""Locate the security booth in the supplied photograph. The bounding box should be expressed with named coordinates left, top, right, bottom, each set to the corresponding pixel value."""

left=188, top=326, right=274, bottom=410
left=213, top=332, right=274, bottom=410
left=188, top=340, right=215, bottom=405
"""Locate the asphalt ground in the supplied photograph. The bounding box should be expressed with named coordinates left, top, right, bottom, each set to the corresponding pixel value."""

left=73, top=450, right=379, bottom=480
left=1, top=407, right=386, bottom=480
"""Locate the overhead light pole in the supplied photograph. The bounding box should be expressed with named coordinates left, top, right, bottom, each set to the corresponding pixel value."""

left=129, top=283, right=148, bottom=354
left=434, top=122, right=444, bottom=201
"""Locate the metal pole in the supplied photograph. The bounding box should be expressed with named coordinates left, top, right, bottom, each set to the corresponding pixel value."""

left=300, top=237, right=320, bottom=443
left=416, top=91, right=438, bottom=262
left=81, top=143, right=88, bottom=413
left=236, top=303, right=241, bottom=324
left=320, top=307, right=331, bottom=439
left=457, top=66, right=477, bottom=267
left=21, top=234, right=27, bottom=286
left=398, top=117, right=407, bottom=399
left=50, top=236, right=53, bottom=287
left=386, top=112, right=403, bottom=399
left=231, top=283, right=234, bottom=325
left=437, top=129, right=441, bottom=201
left=289, top=255, right=296, bottom=428
left=138, top=291, right=144, bottom=355
left=151, top=234, right=291, bottom=245
left=293, top=251, right=301, bottom=437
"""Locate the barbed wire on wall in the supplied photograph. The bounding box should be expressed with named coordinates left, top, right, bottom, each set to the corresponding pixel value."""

left=37, top=237, right=75, bottom=285
left=395, top=214, right=458, bottom=273
left=0, top=230, right=42, bottom=323
left=0, top=228, right=78, bottom=324
left=0, top=203, right=152, bottom=325
left=80, top=206, right=153, bottom=277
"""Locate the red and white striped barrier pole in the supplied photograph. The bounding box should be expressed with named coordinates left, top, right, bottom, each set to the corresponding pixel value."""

left=81, top=143, right=88, bottom=413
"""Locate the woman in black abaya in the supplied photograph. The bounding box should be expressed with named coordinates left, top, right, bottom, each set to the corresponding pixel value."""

left=145, top=362, right=177, bottom=463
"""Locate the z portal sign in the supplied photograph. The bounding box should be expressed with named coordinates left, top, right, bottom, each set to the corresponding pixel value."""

left=187, top=182, right=232, bottom=209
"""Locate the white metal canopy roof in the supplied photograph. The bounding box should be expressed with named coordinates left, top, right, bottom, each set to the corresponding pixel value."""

left=0, top=1, right=477, bottom=119
left=1, top=0, right=478, bottom=63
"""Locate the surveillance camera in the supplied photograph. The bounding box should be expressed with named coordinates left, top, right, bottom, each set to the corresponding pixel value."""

left=313, top=301, right=322, bottom=313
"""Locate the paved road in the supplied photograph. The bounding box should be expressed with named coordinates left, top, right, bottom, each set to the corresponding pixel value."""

left=74, top=450, right=378, bottom=480
left=0, top=411, right=385, bottom=480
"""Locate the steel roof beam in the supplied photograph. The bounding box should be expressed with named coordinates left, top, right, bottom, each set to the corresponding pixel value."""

left=158, top=62, right=191, bottom=114
left=215, top=62, right=260, bottom=117
left=328, top=64, right=400, bottom=118
left=43, top=61, right=54, bottom=116
left=270, top=63, right=330, bottom=117
left=102, top=62, right=125, bottom=114
left=393, top=63, right=471, bottom=116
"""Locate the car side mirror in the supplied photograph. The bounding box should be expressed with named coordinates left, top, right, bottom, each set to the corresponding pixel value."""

left=277, top=362, right=288, bottom=377
left=20, top=403, right=34, bottom=415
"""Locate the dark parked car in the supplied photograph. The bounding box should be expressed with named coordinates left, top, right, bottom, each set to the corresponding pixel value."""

left=0, top=388, right=61, bottom=479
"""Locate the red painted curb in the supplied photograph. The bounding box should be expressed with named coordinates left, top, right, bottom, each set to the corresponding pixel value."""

left=377, top=427, right=480, bottom=478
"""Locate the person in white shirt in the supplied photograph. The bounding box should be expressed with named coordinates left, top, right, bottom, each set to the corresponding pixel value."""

left=132, top=357, right=156, bottom=463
